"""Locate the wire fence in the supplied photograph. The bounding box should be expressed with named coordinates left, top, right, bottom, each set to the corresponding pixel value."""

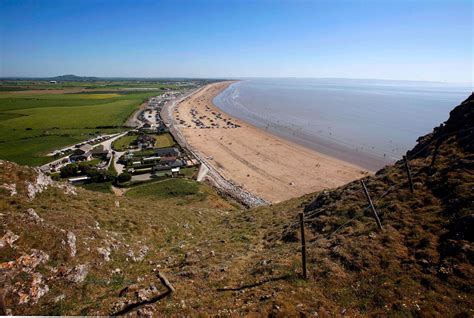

left=294, top=125, right=473, bottom=253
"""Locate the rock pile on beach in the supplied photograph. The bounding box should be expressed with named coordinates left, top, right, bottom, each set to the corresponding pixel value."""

left=204, top=164, right=268, bottom=207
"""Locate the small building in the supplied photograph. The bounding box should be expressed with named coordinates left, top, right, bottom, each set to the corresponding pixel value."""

left=152, top=159, right=185, bottom=172
left=91, top=145, right=111, bottom=160
left=70, top=144, right=92, bottom=162
left=134, top=134, right=155, bottom=149
left=155, top=147, right=180, bottom=158
left=68, top=176, right=90, bottom=185
left=49, top=80, right=57, bottom=84
left=142, top=156, right=161, bottom=162
left=171, top=167, right=180, bottom=177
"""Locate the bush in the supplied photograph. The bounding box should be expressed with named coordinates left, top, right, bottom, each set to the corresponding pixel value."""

left=117, top=173, right=132, bottom=183
left=60, top=163, right=79, bottom=178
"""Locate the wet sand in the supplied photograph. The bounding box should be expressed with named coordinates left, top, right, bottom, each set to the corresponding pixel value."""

left=175, top=81, right=369, bottom=203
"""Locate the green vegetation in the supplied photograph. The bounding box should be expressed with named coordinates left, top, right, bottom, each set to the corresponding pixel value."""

left=107, top=156, right=117, bottom=176
left=0, top=80, right=180, bottom=91
left=111, top=135, right=137, bottom=151
left=117, top=172, right=132, bottom=183
left=126, top=179, right=201, bottom=199
left=80, top=181, right=113, bottom=193
left=80, top=158, right=101, bottom=166
left=0, top=90, right=163, bottom=165
left=180, top=167, right=197, bottom=178
left=1, top=95, right=472, bottom=316
left=60, top=162, right=115, bottom=183
left=153, top=133, right=176, bottom=148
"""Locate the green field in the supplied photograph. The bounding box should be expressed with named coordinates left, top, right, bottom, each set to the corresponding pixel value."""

left=0, top=91, right=162, bottom=165
left=111, top=135, right=137, bottom=151
left=154, top=133, right=176, bottom=148
left=111, top=132, right=176, bottom=151
left=0, top=80, right=180, bottom=91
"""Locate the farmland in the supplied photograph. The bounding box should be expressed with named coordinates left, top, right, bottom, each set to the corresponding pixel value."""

left=0, top=80, right=181, bottom=91
left=0, top=89, right=164, bottom=165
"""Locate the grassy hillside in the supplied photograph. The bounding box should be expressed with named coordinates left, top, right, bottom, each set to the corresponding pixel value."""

left=0, top=92, right=161, bottom=165
left=0, top=94, right=472, bottom=316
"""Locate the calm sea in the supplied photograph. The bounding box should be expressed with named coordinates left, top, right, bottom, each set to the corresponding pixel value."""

left=213, top=78, right=471, bottom=171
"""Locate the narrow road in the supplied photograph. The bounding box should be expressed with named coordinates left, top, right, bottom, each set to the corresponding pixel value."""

left=40, top=131, right=129, bottom=172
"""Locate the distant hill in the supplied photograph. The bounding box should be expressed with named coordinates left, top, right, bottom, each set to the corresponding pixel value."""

left=50, top=74, right=100, bottom=81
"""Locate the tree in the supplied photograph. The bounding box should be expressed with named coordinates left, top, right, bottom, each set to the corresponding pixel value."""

left=60, top=163, right=79, bottom=178
left=117, top=173, right=132, bottom=183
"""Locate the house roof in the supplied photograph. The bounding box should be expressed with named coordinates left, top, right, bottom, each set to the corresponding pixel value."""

left=91, top=145, right=107, bottom=154
left=155, top=147, right=180, bottom=156
left=79, top=144, right=93, bottom=153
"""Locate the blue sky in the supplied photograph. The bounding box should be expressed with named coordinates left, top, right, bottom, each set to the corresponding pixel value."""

left=0, top=0, right=472, bottom=83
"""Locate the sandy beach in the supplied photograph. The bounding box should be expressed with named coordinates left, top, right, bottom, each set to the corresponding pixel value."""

left=174, top=81, right=368, bottom=203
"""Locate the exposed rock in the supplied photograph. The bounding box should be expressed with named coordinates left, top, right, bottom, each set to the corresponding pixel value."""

left=29, top=273, right=49, bottom=304
left=18, top=291, right=30, bottom=305
left=114, top=200, right=120, bottom=208
left=54, top=294, right=65, bottom=303
left=127, top=246, right=149, bottom=262
left=112, top=268, right=121, bottom=275
left=0, top=183, right=17, bottom=196
left=137, top=306, right=154, bottom=317
left=55, top=183, right=77, bottom=196
left=66, top=264, right=88, bottom=283
left=17, top=249, right=50, bottom=273
left=137, top=284, right=159, bottom=301
left=25, top=208, right=43, bottom=223
left=26, top=170, right=54, bottom=199
left=67, top=231, right=76, bottom=257
left=119, top=284, right=140, bottom=297
left=136, top=246, right=149, bottom=261
left=1, top=230, right=19, bottom=248
left=97, top=247, right=111, bottom=262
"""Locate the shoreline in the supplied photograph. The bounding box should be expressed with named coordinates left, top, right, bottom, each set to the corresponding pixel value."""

left=173, top=81, right=369, bottom=203
left=212, top=81, right=389, bottom=171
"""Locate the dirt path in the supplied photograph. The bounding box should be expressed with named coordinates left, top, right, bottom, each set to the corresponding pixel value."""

left=111, top=185, right=128, bottom=196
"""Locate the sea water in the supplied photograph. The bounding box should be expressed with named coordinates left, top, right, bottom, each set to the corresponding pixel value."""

left=213, top=78, right=471, bottom=171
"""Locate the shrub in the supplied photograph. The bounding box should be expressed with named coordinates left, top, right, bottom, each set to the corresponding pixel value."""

left=117, top=173, right=132, bottom=183
left=60, top=163, right=79, bottom=178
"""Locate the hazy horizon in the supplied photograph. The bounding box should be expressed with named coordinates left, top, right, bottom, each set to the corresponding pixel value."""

left=0, top=75, right=471, bottom=86
left=1, top=0, right=472, bottom=84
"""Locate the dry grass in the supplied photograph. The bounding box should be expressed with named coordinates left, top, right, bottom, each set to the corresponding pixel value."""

left=1, top=95, right=473, bottom=316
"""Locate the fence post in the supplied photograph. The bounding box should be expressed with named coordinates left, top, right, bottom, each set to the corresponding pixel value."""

left=299, top=212, right=308, bottom=280
left=403, top=155, right=414, bottom=193
left=360, top=180, right=383, bottom=231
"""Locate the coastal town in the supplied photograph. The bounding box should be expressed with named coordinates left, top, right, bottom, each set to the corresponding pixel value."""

left=31, top=80, right=367, bottom=206
left=40, top=90, right=201, bottom=188
left=33, top=82, right=266, bottom=206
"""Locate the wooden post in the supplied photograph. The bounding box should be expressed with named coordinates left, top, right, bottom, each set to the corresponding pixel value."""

left=156, top=270, right=175, bottom=293
left=299, top=212, right=308, bottom=279
left=360, top=180, right=383, bottom=231
left=403, top=155, right=414, bottom=193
